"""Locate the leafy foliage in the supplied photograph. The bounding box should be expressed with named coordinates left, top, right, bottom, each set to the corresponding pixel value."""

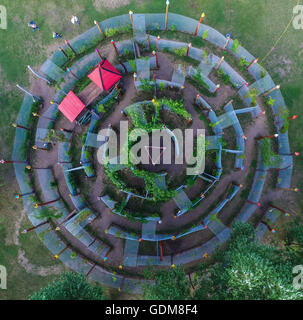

left=260, top=138, right=281, bottom=167
left=192, top=70, right=209, bottom=89
left=29, top=272, right=104, bottom=300
left=173, top=46, right=187, bottom=57
left=139, top=79, right=155, bottom=93
left=158, top=98, right=191, bottom=120
left=232, top=39, right=240, bottom=53
left=244, top=88, right=259, bottom=107
left=34, top=207, right=62, bottom=221
left=194, top=223, right=303, bottom=300
left=202, top=30, right=208, bottom=40
left=143, top=267, right=190, bottom=300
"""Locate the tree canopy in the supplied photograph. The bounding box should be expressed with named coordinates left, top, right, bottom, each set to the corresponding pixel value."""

left=143, top=266, right=190, bottom=300
left=194, top=223, right=303, bottom=300
left=143, top=223, right=303, bottom=300
left=29, top=272, right=104, bottom=300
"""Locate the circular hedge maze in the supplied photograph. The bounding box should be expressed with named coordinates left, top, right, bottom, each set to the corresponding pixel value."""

left=9, top=12, right=295, bottom=294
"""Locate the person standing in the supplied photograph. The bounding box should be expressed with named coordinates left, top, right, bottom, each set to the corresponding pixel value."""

left=52, top=31, right=63, bottom=39
left=71, top=15, right=80, bottom=26
left=28, top=21, right=40, bottom=31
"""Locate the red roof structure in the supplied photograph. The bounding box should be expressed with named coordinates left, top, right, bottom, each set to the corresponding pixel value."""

left=88, top=59, right=122, bottom=92
left=58, top=91, right=86, bottom=123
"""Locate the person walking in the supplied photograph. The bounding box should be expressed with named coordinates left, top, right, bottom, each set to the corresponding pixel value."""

left=71, top=15, right=80, bottom=26
left=28, top=21, right=40, bottom=31
left=52, top=31, right=63, bottom=39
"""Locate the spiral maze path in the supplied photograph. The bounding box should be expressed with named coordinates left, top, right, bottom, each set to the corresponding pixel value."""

left=8, top=12, right=295, bottom=293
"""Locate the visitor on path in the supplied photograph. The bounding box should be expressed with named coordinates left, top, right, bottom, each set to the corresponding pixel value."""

left=28, top=21, right=40, bottom=31
left=52, top=32, right=63, bottom=39
left=71, top=15, right=80, bottom=26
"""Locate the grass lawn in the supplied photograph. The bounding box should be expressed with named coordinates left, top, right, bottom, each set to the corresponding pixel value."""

left=0, top=0, right=302, bottom=299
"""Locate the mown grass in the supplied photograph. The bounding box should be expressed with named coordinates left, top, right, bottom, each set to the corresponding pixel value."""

left=0, top=0, right=302, bottom=299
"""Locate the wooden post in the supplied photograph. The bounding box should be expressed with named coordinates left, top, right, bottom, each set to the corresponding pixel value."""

left=0, top=160, right=28, bottom=164
left=129, top=11, right=134, bottom=30
left=66, top=67, right=79, bottom=80
left=165, top=0, right=170, bottom=30
left=60, top=128, right=73, bottom=133
left=156, top=35, right=160, bottom=51
left=216, top=56, right=224, bottom=70
left=147, top=34, right=150, bottom=50
left=194, top=12, right=205, bottom=36
left=214, top=84, right=220, bottom=92
left=223, top=36, right=230, bottom=49
left=54, top=245, right=69, bottom=259
left=263, top=84, right=280, bottom=96
left=247, top=58, right=258, bottom=69
left=86, top=263, right=96, bottom=277
left=118, top=59, right=127, bottom=73
left=22, top=220, right=48, bottom=234
left=133, top=73, right=137, bottom=90
left=276, top=187, right=299, bottom=192
left=257, top=134, right=278, bottom=140
left=58, top=46, right=68, bottom=58
left=111, top=39, right=119, bottom=56
left=94, top=20, right=104, bottom=38
left=15, top=191, right=34, bottom=199
left=64, top=40, right=77, bottom=56
left=95, top=48, right=103, bottom=61
left=152, top=50, right=159, bottom=68
left=186, top=43, right=192, bottom=56
left=12, top=123, right=30, bottom=130
left=34, top=198, right=60, bottom=208
left=32, top=145, right=48, bottom=151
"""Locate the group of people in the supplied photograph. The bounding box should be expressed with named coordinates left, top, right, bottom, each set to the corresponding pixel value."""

left=28, top=15, right=80, bottom=39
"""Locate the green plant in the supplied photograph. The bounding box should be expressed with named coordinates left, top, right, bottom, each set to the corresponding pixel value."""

left=55, top=77, right=65, bottom=92
left=192, top=70, right=209, bottom=89
left=29, top=272, right=104, bottom=300
left=50, top=180, right=58, bottom=189
left=239, top=57, right=250, bottom=69
left=170, top=24, right=177, bottom=32
left=97, top=104, right=105, bottom=113
left=104, top=27, right=119, bottom=37
left=129, top=59, right=136, bottom=72
left=202, top=30, right=208, bottom=40
left=232, top=39, right=240, bottom=53
left=266, top=97, right=275, bottom=106
left=139, top=79, right=155, bottom=93
left=41, top=129, right=67, bottom=145
left=34, top=207, right=63, bottom=221
left=202, top=50, right=209, bottom=63
left=174, top=46, right=187, bottom=57
left=260, top=138, right=281, bottom=167
left=244, top=88, right=259, bottom=107
left=158, top=98, right=191, bottom=120
left=218, top=68, right=231, bottom=85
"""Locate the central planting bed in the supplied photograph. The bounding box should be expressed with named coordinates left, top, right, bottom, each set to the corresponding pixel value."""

left=12, top=11, right=294, bottom=293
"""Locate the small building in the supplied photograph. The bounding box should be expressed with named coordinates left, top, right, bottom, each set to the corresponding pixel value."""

left=88, top=58, right=122, bottom=92
left=58, top=91, right=87, bottom=123
left=58, top=59, right=122, bottom=123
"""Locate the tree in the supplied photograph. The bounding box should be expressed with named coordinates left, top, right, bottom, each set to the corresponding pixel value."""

left=193, top=223, right=303, bottom=300
left=29, top=272, right=104, bottom=300
left=284, top=217, right=303, bottom=262
left=143, top=266, right=190, bottom=300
